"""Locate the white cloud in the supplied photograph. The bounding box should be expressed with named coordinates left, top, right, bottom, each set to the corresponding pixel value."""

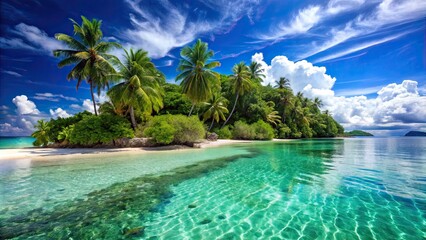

left=122, top=0, right=262, bottom=58
left=0, top=23, right=63, bottom=55
left=251, top=52, right=426, bottom=135
left=2, top=70, right=22, bottom=77
left=71, top=99, right=98, bottom=114
left=12, top=95, right=40, bottom=115
left=258, top=0, right=366, bottom=40
left=298, top=0, right=426, bottom=59
left=252, top=52, right=336, bottom=97
left=0, top=123, right=25, bottom=136
left=34, top=93, right=78, bottom=102
left=50, top=108, right=71, bottom=119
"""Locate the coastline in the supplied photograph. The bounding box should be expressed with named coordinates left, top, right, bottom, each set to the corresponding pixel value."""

left=0, top=139, right=280, bottom=161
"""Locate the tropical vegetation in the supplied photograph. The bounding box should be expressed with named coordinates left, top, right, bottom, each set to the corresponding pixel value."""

left=31, top=15, right=344, bottom=147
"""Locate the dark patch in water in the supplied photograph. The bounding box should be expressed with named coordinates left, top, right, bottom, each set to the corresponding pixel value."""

left=199, top=219, right=212, bottom=225
left=0, top=150, right=258, bottom=239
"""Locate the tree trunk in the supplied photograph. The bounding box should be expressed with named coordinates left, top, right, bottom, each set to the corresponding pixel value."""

left=222, top=93, right=239, bottom=128
left=90, top=80, right=98, bottom=116
left=208, top=118, right=215, bottom=131
left=188, top=103, right=195, bottom=116
left=130, top=106, right=137, bottom=130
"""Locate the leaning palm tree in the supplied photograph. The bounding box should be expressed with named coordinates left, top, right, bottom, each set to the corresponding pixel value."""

left=275, top=77, right=290, bottom=89
left=108, top=49, right=164, bottom=129
left=249, top=61, right=265, bottom=84
left=203, top=93, right=229, bottom=131
left=313, top=97, right=323, bottom=110
left=53, top=16, right=121, bottom=115
left=176, top=39, right=220, bottom=116
left=222, top=62, right=252, bottom=127
left=31, top=120, right=50, bottom=147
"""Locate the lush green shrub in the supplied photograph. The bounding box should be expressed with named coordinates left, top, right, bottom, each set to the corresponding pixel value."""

left=48, top=111, right=92, bottom=142
left=69, top=115, right=134, bottom=145
left=232, top=121, right=256, bottom=140
left=232, top=120, right=274, bottom=140
left=144, top=115, right=205, bottom=145
left=144, top=120, right=175, bottom=144
left=213, top=126, right=232, bottom=139
left=252, top=120, right=274, bottom=140
left=277, top=124, right=291, bottom=139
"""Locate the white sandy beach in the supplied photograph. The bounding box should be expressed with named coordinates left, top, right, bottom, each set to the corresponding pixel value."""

left=0, top=139, right=278, bottom=161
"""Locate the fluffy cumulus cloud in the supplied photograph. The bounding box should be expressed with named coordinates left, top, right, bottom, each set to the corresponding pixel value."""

left=12, top=95, right=40, bottom=115
left=49, top=108, right=71, bottom=119
left=252, top=53, right=426, bottom=135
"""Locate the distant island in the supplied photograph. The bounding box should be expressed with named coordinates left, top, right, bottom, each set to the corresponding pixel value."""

left=344, top=130, right=373, bottom=137
left=405, top=131, right=426, bottom=136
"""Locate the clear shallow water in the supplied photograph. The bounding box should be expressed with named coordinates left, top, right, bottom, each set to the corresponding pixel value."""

left=0, top=137, right=34, bottom=149
left=1, top=138, right=425, bottom=239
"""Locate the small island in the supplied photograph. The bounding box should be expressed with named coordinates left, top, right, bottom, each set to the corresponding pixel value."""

left=344, top=130, right=373, bottom=137
left=405, top=131, right=426, bottom=136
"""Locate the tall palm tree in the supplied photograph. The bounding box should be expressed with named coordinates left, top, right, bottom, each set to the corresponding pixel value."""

left=53, top=16, right=121, bottom=115
left=108, top=49, right=164, bottom=129
left=275, top=77, right=290, bottom=89
left=313, top=97, right=323, bottom=110
left=222, top=62, right=252, bottom=127
left=249, top=61, right=265, bottom=84
left=31, top=120, right=50, bottom=147
left=176, top=39, right=220, bottom=116
left=203, top=93, right=229, bottom=131
left=279, top=88, right=293, bottom=123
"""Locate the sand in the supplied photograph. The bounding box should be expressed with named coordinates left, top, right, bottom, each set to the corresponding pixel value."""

left=0, top=139, right=269, bottom=161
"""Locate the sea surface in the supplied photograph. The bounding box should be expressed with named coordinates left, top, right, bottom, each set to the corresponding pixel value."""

left=0, top=138, right=425, bottom=239
left=0, top=136, right=34, bottom=149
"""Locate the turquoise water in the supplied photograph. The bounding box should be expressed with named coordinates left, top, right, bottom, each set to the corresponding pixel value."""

left=0, top=136, right=34, bottom=149
left=0, top=138, right=425, bottom=239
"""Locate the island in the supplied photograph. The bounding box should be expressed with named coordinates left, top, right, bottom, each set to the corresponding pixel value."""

left=344, top=130, right=374, bottom=137
left=405, top=131, right=426, bottom=136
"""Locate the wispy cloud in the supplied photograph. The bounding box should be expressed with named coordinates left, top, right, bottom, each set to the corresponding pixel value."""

left=122, top=0, right=262, bottom=58
left=335, top=85, right=385, bottom=96
left=0, top=23, right=63, bottom=55
left=258, top=0, right=367, bottom=41
left=2, top=70, right=22, bottom=77
left=297, top=0, right=426, bottom=59
left=33, top=93, right=78, bottom=102
left=313, top=28, right=421, bottom=63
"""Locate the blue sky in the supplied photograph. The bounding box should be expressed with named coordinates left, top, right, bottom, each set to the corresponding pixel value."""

left=0, top=0, right=425, bottom=136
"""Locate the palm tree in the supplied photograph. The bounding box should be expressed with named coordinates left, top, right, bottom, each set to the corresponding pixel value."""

left=176, top=39, right=220, bottom=116
left=313, top=97, right=323, bottom=110
left=108, top=49, right=164, bottom=129
left=275, top=77, right=291, bottom=89
left=249, top=61, right=265, bottom=84
left=53, top=16, right=121, bottom=115
left=203, top=93, right=229, bottom=131
left=31, top=120, right=50, bottom=147
left=222, top=62, right=252, bottom=127
left=266, top=110, right=282, bottom=126
left=279, top=88, right=293, bottom=123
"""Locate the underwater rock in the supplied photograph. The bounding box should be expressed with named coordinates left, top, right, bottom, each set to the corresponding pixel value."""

left=123, top=226, right=145, bottom=236
left=188, top=204, right=197, bottom=209
left=217, top=215, right=226, bottom=220
left=199, top=219, right=212, bottom=225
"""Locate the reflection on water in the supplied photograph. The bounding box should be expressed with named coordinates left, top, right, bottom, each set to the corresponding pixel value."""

left=0, top=138, right=425, bottom=239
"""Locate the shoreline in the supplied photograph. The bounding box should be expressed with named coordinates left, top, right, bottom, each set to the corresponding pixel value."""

left=0, top=139, right=276, bottom=161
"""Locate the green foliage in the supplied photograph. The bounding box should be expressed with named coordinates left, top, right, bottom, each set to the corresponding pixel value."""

left=252, top=120, right=275, bottom=140
left=31, top=120, right=51, bottom=147
left=57, top=125, right=75, bottom=143
left=232, top=120, right=274, bottom=140
left=176, top=39, right=220, bottom=115
left=159, top=83, right=192, bottom=115
left=212, top=126, right=232, bottom=139
left=54, top=16, right=121, bottom=115
left=143, top=115, right=205, bottom=145
left=69, top=115, right=134, bottom=145
left=144, top=121, right=175, bottom=144
left=345, top=130, right=373, bottom=136
left=48, top=111, right=92, bottom=142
